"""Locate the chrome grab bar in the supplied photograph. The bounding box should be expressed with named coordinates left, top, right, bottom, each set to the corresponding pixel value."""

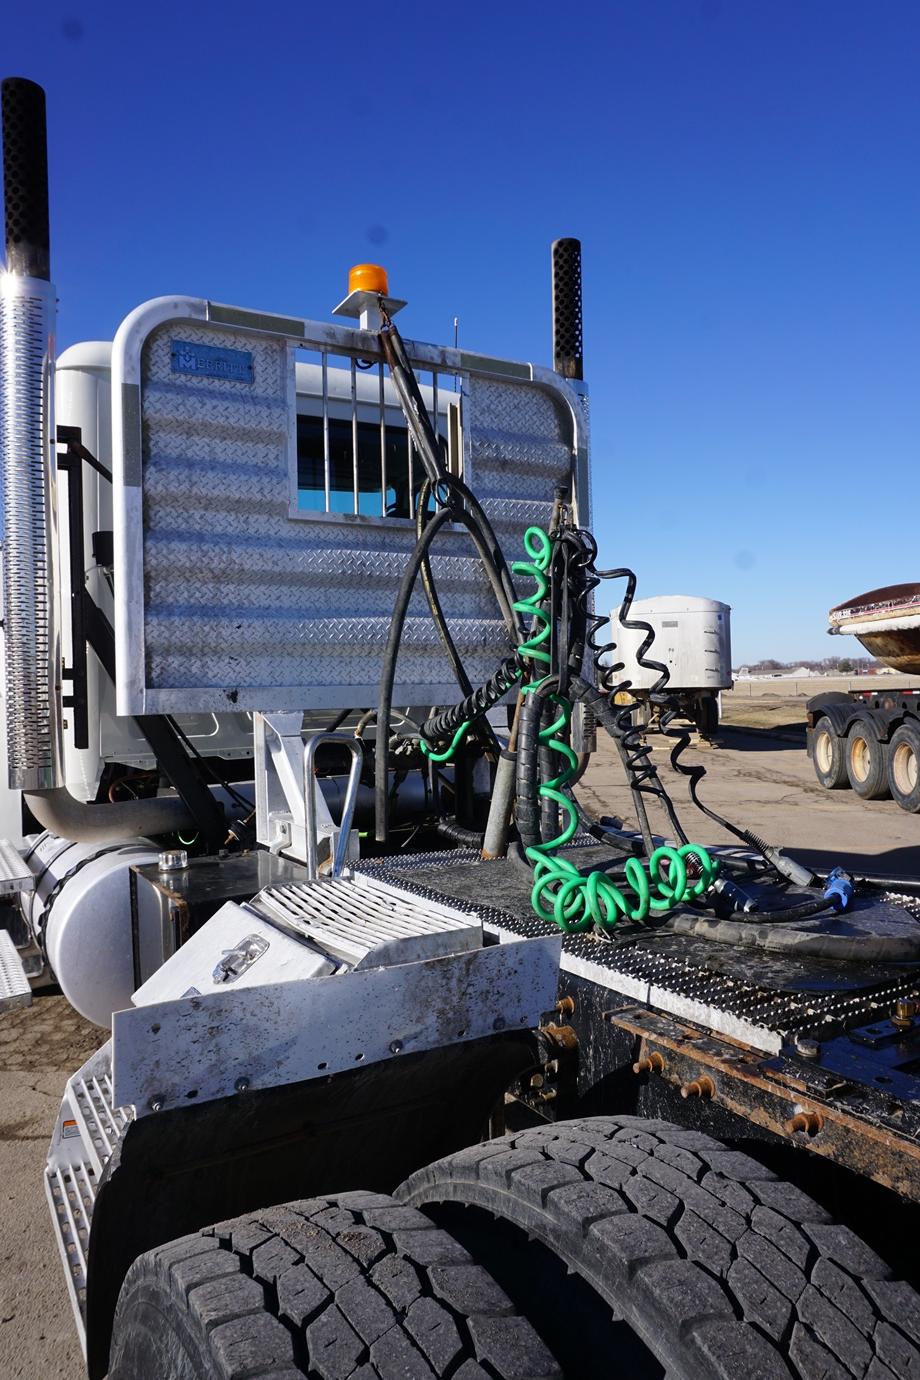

left=303, top=733, right=364, bottom=881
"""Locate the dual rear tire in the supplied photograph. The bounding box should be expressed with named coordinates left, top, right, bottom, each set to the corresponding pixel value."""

left=813, top=715, right=920, bottom=811
left=108, top=1117, right=920, bottom=1379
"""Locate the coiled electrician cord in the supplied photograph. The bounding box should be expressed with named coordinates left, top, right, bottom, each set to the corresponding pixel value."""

left=514, top=674, right=718, bottom=932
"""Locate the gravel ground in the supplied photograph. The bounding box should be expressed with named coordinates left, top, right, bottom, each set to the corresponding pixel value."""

left=0, top=996, right=99, bottom=1379
left=2, top=708, right=918, bottom=1378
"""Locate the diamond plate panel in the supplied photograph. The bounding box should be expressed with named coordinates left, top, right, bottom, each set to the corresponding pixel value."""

left=123, top=314, right=578, bottom=712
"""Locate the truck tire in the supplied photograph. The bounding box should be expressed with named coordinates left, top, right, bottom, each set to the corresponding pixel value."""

left=846, top=721, right=890, bottom=799
left=887, top=722, right=920, bottom=812
left=398, top=1116, right=920, bottom=1380
left=694, top=693, right=719, bottom=740
left=108, top=1191, right=561, bottom=1380
left=812, top=717, right=848, bottom=789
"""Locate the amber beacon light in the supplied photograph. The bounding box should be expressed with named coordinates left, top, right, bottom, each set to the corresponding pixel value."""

left=348, top=263, right=389, bottom=295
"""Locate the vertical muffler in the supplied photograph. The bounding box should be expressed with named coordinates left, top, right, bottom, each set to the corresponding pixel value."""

left=0, top=77, right=62, bottom=789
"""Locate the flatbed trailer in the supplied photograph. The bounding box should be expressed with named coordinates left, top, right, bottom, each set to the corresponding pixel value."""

left=3, top=77, right=920, bottom=1380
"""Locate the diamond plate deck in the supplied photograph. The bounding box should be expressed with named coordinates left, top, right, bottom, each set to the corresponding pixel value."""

left=359, top=852, right=920, bottom=1056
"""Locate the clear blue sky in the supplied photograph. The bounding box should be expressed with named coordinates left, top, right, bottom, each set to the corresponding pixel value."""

left=6, top=1, right=920, bottom=664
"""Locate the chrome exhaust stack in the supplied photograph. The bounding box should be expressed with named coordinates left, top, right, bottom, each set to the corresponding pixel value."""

left=0, top=78, right=62, bottom=789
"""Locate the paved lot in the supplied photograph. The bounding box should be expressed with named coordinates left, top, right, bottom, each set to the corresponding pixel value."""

left=582, top=702, right=920, bottom=880
left=2, top=703, right=917, bottom=1377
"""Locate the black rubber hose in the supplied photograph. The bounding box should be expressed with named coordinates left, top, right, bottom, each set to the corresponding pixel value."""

left=414, top=479, right=500, bottom=758
left=422, top=654, right=523, bottom=742
left=446, top=474, right=523, bottom=644
left=379, top=325, right=446, bottom=483
left=515, top=677, right=562, bottom=852
left=376, top=505, right=454, bottom=840
left=374, top=498, right=519, bottom=842
left=436, top=818, right=485, bottom=848
left=567, top=676, right=657, bottom=853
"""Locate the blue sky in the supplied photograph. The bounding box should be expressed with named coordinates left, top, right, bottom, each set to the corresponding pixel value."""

left=5, top=1, right=920, bottom=663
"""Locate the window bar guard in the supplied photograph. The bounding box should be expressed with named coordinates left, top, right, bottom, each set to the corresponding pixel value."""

left=321, top=353, right=331, bottom=514
left=378, top=362, right=387, bottom=518
left=350, top=357, right=359, bottom=515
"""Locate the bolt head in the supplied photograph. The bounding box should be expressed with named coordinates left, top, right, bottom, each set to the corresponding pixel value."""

left=389, top=1040, right=403, bottom=1054
left=148, top=1094, right=165, bottom=1112
left=794, top=1036, right=820, bottom=1060
left=158, top=848, right=188, bottom=873
left=234, top=1076, right=250, bottom=1093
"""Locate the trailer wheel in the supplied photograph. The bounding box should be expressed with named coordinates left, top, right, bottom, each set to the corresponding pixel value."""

left=694, top=693, right=719, bottom=740
left=887, top=722, right=920, bottom=812
left=812, top=717, right=848, bottom=789
left=846, top=721, right=890, bottom=799
left=398, top=1116, right=920, bottom=1380
left=108, top=1191, right=561, bottom=1379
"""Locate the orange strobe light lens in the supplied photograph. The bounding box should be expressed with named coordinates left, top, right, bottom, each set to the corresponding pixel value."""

left=348, top=263, right=389, bottom=295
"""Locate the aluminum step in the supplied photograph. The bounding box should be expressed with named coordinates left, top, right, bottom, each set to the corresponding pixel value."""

left=45, top=1042, right=133, bottom=1346
left=0, top=927, right=31, bottom=1011
left=0, top=837, right=34, bottom=895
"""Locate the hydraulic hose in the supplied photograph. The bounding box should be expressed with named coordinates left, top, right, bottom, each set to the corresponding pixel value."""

left=375, top=496, right=518, bottom=840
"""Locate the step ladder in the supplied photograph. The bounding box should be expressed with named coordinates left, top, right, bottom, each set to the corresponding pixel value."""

left=0, top=838, right=35, bottom=1011
left=45, top=1040, right=133, bottom=1346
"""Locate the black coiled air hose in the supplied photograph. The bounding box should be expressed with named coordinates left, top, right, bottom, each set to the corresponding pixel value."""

left=422, top=653, right=524, bottom=743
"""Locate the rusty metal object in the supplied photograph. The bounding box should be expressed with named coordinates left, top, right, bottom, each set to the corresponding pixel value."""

left=541, top=1023, right=578, bottom=1054
left=633, top=1050, right=665, bottom=1076
left=555, top=996, right=575, bottom=1017
left=893, top=999, right=918, bottom=1031
left=786, top=1110, right=824, bottom=1137
left=681, top=1075, right=715, bottom=1101
left=606, top=1006, right=920, bottom=1202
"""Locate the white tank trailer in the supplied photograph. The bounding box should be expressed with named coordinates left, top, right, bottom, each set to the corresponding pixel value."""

left=610, top=594, right=732, bottom=736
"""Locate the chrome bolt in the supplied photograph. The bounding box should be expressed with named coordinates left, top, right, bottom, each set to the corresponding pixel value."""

left=389, top=1040, right=403, bottom=1054
left=234, top=1076, right=250, bottom=1093
left=794, top=1036, right=821, bottom=1060
left=148, top=1094, right=166, bottom=1112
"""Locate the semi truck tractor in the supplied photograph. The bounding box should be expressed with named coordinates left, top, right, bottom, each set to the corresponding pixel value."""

left=3, top=78, right=920, bottom=1380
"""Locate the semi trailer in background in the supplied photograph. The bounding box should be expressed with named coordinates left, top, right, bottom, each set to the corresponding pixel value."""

left=809, top=585, right=920, bottom=811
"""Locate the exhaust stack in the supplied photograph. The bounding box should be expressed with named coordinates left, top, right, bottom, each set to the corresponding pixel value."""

left=0, top=78, right=62, bottom=789
left=551, top=237, right=583, bottom=381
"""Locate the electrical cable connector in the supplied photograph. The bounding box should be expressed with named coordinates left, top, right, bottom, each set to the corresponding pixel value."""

left=823, top=866, right=855, bottom=912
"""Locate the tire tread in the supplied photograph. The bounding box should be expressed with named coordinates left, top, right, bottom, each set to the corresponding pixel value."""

left=398, top=1115, right=917, bottom=1380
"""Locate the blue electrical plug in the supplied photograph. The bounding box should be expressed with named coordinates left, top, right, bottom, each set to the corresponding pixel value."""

left=824, top=867, right=854, bottom=911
